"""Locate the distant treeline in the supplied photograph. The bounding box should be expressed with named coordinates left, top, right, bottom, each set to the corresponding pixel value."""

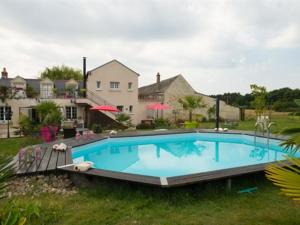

left=210, top=87, right=300, bottom=112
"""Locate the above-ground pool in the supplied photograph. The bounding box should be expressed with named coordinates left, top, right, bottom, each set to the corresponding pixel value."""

left=71, top=132, right=290, bottom=186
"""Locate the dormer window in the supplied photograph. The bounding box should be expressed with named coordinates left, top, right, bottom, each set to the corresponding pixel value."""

left=40, top=78, right=54, bottom=99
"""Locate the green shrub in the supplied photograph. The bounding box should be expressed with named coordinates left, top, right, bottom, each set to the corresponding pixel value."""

left=184, top=121, right=199, bottom=129
left=116, top=113, right=132, bottom=127
left=154, top=118, right=171, bottom=129
left=91, top=124, right=102, bottom=133
left=0, top=201, right=41, bottom=225
left=136, top=123, right=155, bottom=130
left=19, top=116, right=35, bottom=136
left=25, top=85, right=37, bottom=98
left=36, top=101, right=62, bottom=126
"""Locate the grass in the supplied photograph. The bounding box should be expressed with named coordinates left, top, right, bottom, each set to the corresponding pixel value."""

left=1, top=115, right=300, bottom=225
left=0, top=136, right=42, bottom=157
left=199, top=115, right=300, bottom=133
left=1, top=176, right=300, bottom=225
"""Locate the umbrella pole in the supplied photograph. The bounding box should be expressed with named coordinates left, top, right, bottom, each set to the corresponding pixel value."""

left=156, top=109, right=158, bottom=118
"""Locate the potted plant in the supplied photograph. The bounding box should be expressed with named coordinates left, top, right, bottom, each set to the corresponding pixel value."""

left=36, top=101, right=62, bottom=142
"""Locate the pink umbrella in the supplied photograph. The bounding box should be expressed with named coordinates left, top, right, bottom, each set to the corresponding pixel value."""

left=146, top=103, right=171, bottom=118
left=146, top=103, right=171, bottom=110
left=90, top=105, right=119, bottom=112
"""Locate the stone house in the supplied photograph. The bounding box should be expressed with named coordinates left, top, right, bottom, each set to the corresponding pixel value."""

left=137, top=73, right=240, bottom=122
left=0, top=60, right=240, bottom=135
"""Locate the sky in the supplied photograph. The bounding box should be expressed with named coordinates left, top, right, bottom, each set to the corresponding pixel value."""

left=0, top=0, right=299, bottom=95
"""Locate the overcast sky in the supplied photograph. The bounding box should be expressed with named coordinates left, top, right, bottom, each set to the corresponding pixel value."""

left=0, top=0, right=299, bottom=94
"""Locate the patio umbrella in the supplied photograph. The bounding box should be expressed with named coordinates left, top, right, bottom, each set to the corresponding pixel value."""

left=90, top=105, right=119, bottom=112
left=146, top=103, right=171, bottom=118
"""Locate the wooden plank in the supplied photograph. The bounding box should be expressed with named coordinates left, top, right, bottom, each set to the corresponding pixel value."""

left=65, top=148, right=73, bottom=165
left=46, top=149, right=59, bottom=171
left=37, top=147, right=53, bottom=172
left=26, top=145, right=48, bottom=174
left=59, top=166, right=161, bottom=186
left=56, top=151, right=66, bottom=167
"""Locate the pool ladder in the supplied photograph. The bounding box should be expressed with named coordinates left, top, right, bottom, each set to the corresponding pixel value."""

left=254, top=121, right=276, bottom=150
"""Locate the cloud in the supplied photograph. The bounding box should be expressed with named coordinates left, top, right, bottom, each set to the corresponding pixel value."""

left=0, top=0, right=299, bottom=94
left=266, top=25, right=300, bottom=48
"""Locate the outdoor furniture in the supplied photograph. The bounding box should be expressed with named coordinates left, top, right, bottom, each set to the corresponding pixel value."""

left=141, top=119, right=154, bottom=125
left=63, top=128, right=76, bottom=139
left=224, top=120, right=239, bottom=128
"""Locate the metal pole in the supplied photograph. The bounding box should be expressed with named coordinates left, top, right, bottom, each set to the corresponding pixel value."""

left=215, top=97, right=220, bottom=129
left=83, top=57, right=87, bottom=97
left=6, top=106, right=10, bottom=138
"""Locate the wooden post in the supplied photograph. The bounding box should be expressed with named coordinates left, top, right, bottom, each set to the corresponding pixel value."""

left=226, top=178, right=232, bottom=192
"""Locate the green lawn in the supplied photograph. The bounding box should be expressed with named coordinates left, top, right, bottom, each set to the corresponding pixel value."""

left=199, top=115, right=300, bottom=133
left=1, top=115, right=300, bottom=225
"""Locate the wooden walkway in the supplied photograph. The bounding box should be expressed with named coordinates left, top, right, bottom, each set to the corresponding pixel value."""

left=15, top=136, right=107, bottom=175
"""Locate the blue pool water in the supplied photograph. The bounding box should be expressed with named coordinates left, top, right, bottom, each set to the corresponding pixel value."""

left=72, top=133, right=289, bottom=177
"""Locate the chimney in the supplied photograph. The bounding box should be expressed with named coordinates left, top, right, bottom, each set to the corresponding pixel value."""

left=83, top=57, right=87, bottom=97
left=1, top=67, right=8, bottom=79
left=156, top=72, right=160, bottom=84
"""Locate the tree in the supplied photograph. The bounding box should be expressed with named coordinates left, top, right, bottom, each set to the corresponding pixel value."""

left=40, top=65, right=83, bottom=81
left=0, top=86, right=11, bottom=103
left=250, top=84, right=268, bottom=116
left=26, top=85, right=37, bottom=98
left=207, top=105, right=216, bottom=121
left=178, top=95, right=206, bottom=121
left=36, top=101, right=62, bottom=126
left=116, top=113, right=131, bottom=127
left=265, top=127, right=300, bottom=203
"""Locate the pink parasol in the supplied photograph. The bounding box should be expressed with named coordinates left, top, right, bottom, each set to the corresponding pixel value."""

left=90, top=105, right=119, bottom=112
left=146, top=103, right=171, bottom=110
left=146, top=103, right=171, bottom=118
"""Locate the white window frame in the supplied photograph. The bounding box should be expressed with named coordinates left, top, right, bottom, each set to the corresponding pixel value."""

left=129, top=105, right=133, bottom=113
left=128, top=82, right=133, bottom=91
left=110, top=81, right=120, bottom=90
left=0, top=106, right=11, bottom=122
left=41, top=83, right=53, bottom=98
left=65, top=106, right=77, bottom=120
left=116, top=105, right=123, bottom=112
left=96, top=81, right=101, bottom=90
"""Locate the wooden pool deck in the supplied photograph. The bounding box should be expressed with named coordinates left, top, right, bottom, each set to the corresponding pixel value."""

left=13, top=129, right=287, bottom=187
left=15, top=135, right=107, bottom=175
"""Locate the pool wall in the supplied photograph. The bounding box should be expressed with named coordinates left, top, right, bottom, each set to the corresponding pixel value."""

left=59, top=129, right=288, bottom=188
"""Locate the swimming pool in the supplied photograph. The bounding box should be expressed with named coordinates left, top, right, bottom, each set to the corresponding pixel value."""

left=72, top=132, right=289, bottom=184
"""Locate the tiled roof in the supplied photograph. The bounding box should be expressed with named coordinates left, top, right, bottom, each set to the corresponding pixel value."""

left=0, top=78, right=83, bottom=93
left=138, top=75, right=180, bottom=96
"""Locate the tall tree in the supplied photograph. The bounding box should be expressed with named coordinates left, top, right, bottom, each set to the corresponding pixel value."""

left=178, top=95, right=206, bottom=121
left=40, top=65, right=83, bottom=81
left=250, top=84, right=268, bottom=116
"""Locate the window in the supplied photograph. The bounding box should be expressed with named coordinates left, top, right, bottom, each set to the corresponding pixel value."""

left=41, top=83, right=53, bottom=98
left=110, top=81, right=120, bottom=90
left=129, top=105, right=133, bottom=113
left=116, top=105, right=123, bottom=112
left=128, top=82, right=132, bottom=90
left=96, top=81, right=101, bottom=89
left=29, top=108, right=39, bottom=122
left=0, top=106, right=11, bottom=121
left=66, top=106, right=77, bottom=119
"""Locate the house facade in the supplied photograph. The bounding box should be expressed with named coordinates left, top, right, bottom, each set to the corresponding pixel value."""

left=86, top=60, right=139, bottom=124
left=137, top=73, right=240, bottom=122
left=0, top=60, right=240, bottom=134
